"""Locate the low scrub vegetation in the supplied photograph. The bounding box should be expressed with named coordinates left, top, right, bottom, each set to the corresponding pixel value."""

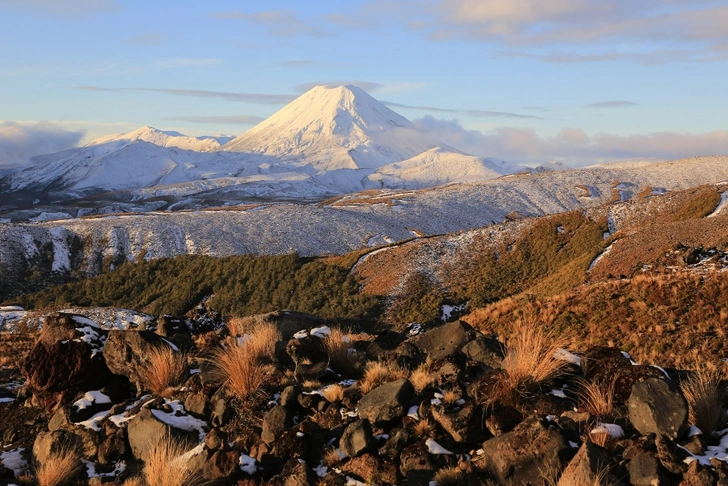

left=13, top=254, right=380, bottom=321
left=680, top=364, right=724, bottom=436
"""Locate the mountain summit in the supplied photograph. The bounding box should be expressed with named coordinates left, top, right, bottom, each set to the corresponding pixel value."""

left=221, top=85, right=438, bottom=171
left=4, top=85, right=503, bottom=202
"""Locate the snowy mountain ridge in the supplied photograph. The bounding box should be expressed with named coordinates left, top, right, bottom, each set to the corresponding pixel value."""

left=2, top=85, right=505, bottom=204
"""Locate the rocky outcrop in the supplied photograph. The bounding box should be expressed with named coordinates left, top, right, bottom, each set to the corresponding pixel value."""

left=20, top=313, right=112, bottom=411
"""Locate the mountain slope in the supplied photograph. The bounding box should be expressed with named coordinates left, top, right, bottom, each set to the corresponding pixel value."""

left=221, top=85, right=440, bottom=172
left=4, top=86, right=503, bottom=202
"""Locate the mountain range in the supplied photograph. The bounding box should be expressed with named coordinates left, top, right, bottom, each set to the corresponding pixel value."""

left=2, top=85, right=507, bottom=213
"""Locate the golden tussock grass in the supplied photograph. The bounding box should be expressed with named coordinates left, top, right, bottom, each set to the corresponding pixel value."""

left=441, top=390, right=460, bottom=405
left=139, top=345, right=189, bottom=396
left=35, top=445, right=83, bottom=486
left=412, top=418, right=435, bottom=438
left=320, top=384, right=345, bottom=403
left=359, top=361, right=409, bottom=394
left=141, top=433, right=204, bottom=486
left=433, top=466, right=465, bottom=486
left=322, top=447, right=344, bottom=467
left=478, top=317, right=570, bottom=408
left=680, top=364, right=724, bottom=435
left=577, top=378, right=616, bottom=420
left=212, top=338, right=267, bottom=399
left=501, top=319, right=570, bottom=390
left=227, top=318, right=281, bottom=363
left=409, top=363, right=432, bottom=393
left=322, top=327, right=361, bottom=376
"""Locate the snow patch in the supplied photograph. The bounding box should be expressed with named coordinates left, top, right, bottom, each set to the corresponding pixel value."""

left=588, top=244, right=614, bottom=272
left=74, top=390, right=111, bottom=410
left=425, top=438, right=454, bottom=455
left=708, top=191, right=728, bottom=218
left=554, top=348, right=581, bottom=366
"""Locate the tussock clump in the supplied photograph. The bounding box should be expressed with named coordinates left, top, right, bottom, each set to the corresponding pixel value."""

left=320, top=383, right=345, bottom=403
left=409, top=363, right=432, bottom=393
left=141, top=433, right=204, bottom=486
left=577, top=377, right=616, bottom=420
left=441, top=390, right=460, bottom=405
left=322, top=327, right=361, bottom=376
left=139, top=345, right=188, bottom=395
left=680, top=364, right=724, bottom=435
left=412, top=418, right=435, bottom=438
left=483, top=318, right=570, bottom=407
left=35, top=445, right=83, bottom=486
left=212, top=338, right=267, bottom=399
left=359, top=361, right=408, bottom=394
left=322, top=447, right=344, bottom=467
left=433, top=466, right=465, bottom=486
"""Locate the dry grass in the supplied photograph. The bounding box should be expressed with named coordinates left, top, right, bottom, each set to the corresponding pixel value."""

left=322, top=327, right=361, bottom=376
left=680, top=364, right=724, bottom=435
left=587, top=427, right=619, bottom=451
left=35, top=445, right=83, bottom=486
left=433, top=466, right=465, bottom=486
left=322, top=447, right=344, bottom=467
left=442, top=390, right=460, bottom=405
left=228, top=319, right=281, bottom=363
left=122, top=478, right=146, bottom=486
left=501, top=319, right=570, bottom=388
left=577, top=378, right=616, bottom=420
left=212, top=338, right=267, bottom=399
left=359, top=361, right=409, bottom=394
left=320, top=384, right=345, bottom=403
left=409, top=363, right=432, bottom=393
left=142, top=433, right=204, bottom=486
left=412, top=418, right=435, bottom=438
left=139, top=345, right=188, bottom=395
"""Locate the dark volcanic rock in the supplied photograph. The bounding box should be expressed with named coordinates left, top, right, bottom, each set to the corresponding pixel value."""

left=340, top=419, right=377, bottom=458
left=481, top=416, right=573, bottom=485
left=558, top=442, right=617, bottom=486
left=626, top=451, right=672, bottom=486
left=357, top=378, right=415, bottom=426
left=262, top=405, right=294, bottom=445
left=461, top=336, right=504, bottom=368
left=628, top=377, right=688, bottom=440
left=21, top=313, right=112, bottom=411
left=406, top=320, right=479, bottom=361
left=126, top=407, right=200, bottom=459
left=102, top=329, right=173, bottom=388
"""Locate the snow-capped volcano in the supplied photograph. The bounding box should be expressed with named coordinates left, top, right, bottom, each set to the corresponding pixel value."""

left=221, top=85, right=439, bottom=171
left=3, top=85, right=505, bottom=203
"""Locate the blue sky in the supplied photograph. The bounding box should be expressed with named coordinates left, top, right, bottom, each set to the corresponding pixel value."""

left=1, top=0, right=727, bottom=166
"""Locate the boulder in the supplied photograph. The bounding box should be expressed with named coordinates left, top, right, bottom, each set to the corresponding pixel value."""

left=682, top=459, right=718, bottom=485
left=126, top=407, right=200, bottom=459
left=339, top=419, right=377, bottom=458
left=583, top=346, right=665, bottom=405
left=357, top=379, right=415, bottom=426
left=285, top=336, right=330, bottom=381
left=262, top=406, right=294, bottom=445
left=203, top=450, right=241, bottom=483
left=399, top=441, right=436, bottom=483
left=102, top=329, right=174, bottom=388
left=20, top=313, right=112, bottom=411
left=33, top=427, right=99, bottom=466
left=462, top=336, right=505, bottom=368
left=431, top=401, right=484, bottom=443
left=481, top=416, right=572, bottom=485
left=342, top=454, right=399, bottom=485
left=626, top=451, right=672, bottom=486
left=558, top=442, right=616, bottom=486
left=406, top=320, right=479, bottom=361
left=628, top=378, right=688, bottom=440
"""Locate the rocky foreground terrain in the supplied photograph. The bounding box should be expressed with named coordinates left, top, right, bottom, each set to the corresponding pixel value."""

left=1, top=309, right=728, bottom=485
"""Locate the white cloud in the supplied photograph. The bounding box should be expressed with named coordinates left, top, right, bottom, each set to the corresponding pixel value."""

left=412, top=116, right=728, bottom=166
left=214, top=10, right=332, bottom=38
left=0, top=121, right=84, bottom=167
